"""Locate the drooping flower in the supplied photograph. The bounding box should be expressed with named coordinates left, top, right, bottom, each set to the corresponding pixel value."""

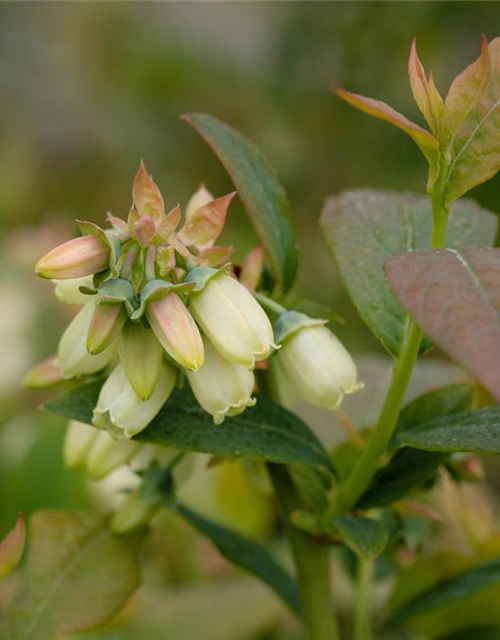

left=189, top=269, right=276, bottom=370
left=118, top=321, right=164, bottom=400
left=92, top=361, right=176, bottom=438
left=187, top=336, right=256, bottom=425
left=63, top=420, right=99, bottom=468
left=274, top=311, right=363, bottom=410
left=85, top=429, right=142, bottom=480
left=110, top=488, right=158, bottom=534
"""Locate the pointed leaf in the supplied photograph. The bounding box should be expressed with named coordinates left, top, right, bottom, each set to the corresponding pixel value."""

left=387, top=558, right=500, bottom=629
left=329, top=516, right=388, bottom=559
left=335, top=88, right=440, bottom=185
left=45, top=382, right=334, bottom=472
left=182, top=113, right=298, bottom=294
left=1, top=510, right=143, bottom=640
left=408, top=39, right=443, bottom=135
left=0, top=514, right=26, bottom=581
left=178, top=505, right=301, bottom=616
left=152, top=205, right=181, bottom=244
left=393, top=406, right=500, bottom=454
left=440, top=36, right=498, bottom=203
left=132, top=162, right=164, bottom=220
left=385, top=247, right=500, bottom=402
left=179, top=192, right=235, bottom=248
left=320, top=190, right=497, bottom=356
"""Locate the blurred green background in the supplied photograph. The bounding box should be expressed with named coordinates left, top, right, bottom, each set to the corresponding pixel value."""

left=1, top=3, right=500, bottom=638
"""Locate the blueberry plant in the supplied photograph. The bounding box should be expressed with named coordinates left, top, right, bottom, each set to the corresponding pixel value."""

left=2, top=36, right=500, bottom=640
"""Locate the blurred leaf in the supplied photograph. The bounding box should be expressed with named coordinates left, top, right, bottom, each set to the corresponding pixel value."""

left=334, top=88, right=440, bottom=183
left=440, top=37, right=500, bottom=204
left=330, top=516, right=388, bottom=559
left=178, top=505, right=301, bottom=616
left=393, top=406, right=500, bottom=454
left=46, top=382, right=334, bottom=471
left=387, top=558, right=500, bottom=630
left=182, top=113, right=298, bottom=294
left=320, top=190, right=497, bottom=356
left=385, top=247, right=500, bottom=401
left=358, top=384, right=474, bottom=508
left=0, top=514, right=25, bottom=581
left=1, top=510, right=143, bottom=640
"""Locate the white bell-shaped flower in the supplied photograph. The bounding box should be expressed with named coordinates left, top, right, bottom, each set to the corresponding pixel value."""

left=187, top=337, right=256, bottom=425
left=189, top=273, right=276, bottom=370
left=92, top=361, right=176, bottom=438
left=63, top=420, right=98, bottom=468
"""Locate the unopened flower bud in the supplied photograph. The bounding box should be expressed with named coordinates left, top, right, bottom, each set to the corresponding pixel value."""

left=189, top=271, right=276, bottom=370
left=57, top=302, right=117, bottom=378
left=86, top=303, right=127, bottom=355
left=275, top=313, right=362, bottom=410
left=53, top=276, right=94, bottom=305
left=187, top=337, right=256, bottom=425
left=147, top=293, right=204, bottom=371
left=23, top=355, right=64, bottom=389
left=63, top=420, right=98, bottom=468
left=36, top=235, right=110, bottom=280
left=110, top=489, right=157, bottom=534
left=86, top=429, right=142, bottom=480
left=93, top=362, right=176, bottom=438
left=118, top=322, right=164, bottom=400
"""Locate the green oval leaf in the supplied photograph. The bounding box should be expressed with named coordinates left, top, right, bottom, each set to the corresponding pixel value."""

left=45, top=380, right=334, bottom=472
left=178, top=505, right=301, bottom=617
left=321, top=190, right=498, bottom=356
left=385, top=247, right=500, bottom=402
left=329, top=515, right=388, bottom=560
left=393, top=406, right=500, bottom=454
left=182, top=113, right=298, bottom=294
left=1, top=510, right=144, bottom=640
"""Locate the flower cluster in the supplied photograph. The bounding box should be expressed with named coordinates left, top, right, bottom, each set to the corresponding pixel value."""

left=28, top=163, right=363, bottom=530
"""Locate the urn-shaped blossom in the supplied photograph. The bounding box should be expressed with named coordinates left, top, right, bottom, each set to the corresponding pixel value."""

left=63, top=420, right=98, bottom=468
left=85, top=429, right=142, bottom=480
left=275, top=312, right=362, bottom=410
left=189, top=270, right=276, bottom=370
left=187, top=336, right=256, bottom=424
left=92, top=361, right=176, bottom=438
left=110, top=488, right=158, bottom=534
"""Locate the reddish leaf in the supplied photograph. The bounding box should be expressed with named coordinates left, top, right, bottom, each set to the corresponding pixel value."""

left=335, top=87, right=440, bottom=185
left=179, top=192, right=235, bottom=248
left=408, top=39, right=443, bottom=135
left=0, top=514, right=26, bottom=580
left=441, top=37, right=500, bottom=204
left=132, top=161, right=165, bottom=220
left=385, top=247, right=500, bottom=402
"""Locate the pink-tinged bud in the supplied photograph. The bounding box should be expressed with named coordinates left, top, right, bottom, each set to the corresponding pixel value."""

left=86, top=304, right=127, bottom=355
left=0, top=513, right=26, bottom=580
left=58, top=302, right=117, bottom=378
left=23, top=355, right=64, bottom=389
left=118, top=322, right=164, bottom=400
left=240, top=245, right=265, bottom=291
left=147, top=293, right=204, bottom=371
left=35, top=235, right=110, bottom=280
left=179, top=192, right=235, bottom=248
left=132, top=161, right=164, bottom=221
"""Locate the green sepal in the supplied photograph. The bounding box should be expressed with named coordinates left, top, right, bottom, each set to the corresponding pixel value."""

left=274, top=310, right=327, bottom=345
left=96, top=278, right=137, bottom=317
left=131, top=279, right=195, bottom=320
left=185, top=263, right=232, bottom=292
left=78, top=285, right=97, bottom=296
left=93, top=269, right=111, bottom=289
left=77, top=220, right=122, bottom=276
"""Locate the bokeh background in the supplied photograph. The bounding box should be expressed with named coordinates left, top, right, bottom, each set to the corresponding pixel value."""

left=1, top=3, right=500, bottom=639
